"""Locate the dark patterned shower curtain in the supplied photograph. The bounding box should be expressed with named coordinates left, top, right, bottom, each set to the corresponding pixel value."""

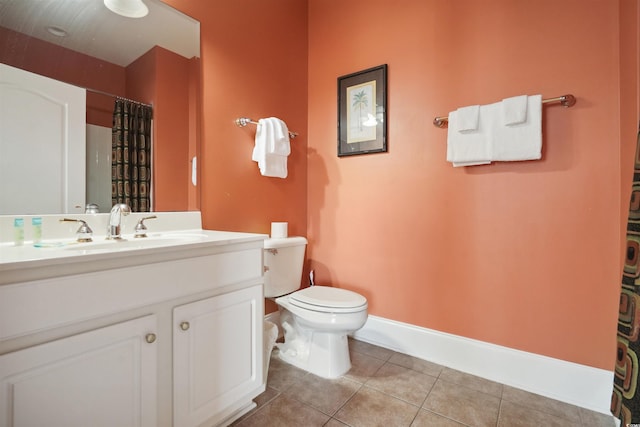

left=612, top=127, right=640, bottom=424
left=111, top=99, right=152, bottom=212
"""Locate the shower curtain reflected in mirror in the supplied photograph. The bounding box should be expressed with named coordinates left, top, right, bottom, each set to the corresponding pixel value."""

left=111, top=99, right=152, bottom=212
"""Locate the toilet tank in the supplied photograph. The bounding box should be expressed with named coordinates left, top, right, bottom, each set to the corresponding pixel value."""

left=263, top=236, right=307, bottom=298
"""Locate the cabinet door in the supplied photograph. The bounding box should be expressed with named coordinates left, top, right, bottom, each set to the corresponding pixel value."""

left=0, top=315, right=157, bottom=427
left=173, top=285, right=264, bottom=427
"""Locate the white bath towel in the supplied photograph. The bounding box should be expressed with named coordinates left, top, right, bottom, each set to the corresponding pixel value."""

left=456, top=105, right=480, bottom=132
left=492, top=94, right=542, bottom=161
left=446, top=108, right=492, bottom=167
left=252, top=119, right=288, bottom=178
left=502, top=95, right=528, bottom=126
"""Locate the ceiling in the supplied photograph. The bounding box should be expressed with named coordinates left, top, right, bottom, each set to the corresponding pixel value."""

left=0, top=0, right=200, bottom=67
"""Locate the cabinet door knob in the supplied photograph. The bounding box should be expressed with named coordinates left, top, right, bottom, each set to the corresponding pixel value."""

left=179, top=321, right=190, bottom=331
left=145, top=333, right=157, bottom=344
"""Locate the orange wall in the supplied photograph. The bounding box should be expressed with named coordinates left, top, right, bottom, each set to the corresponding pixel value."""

left=165, top=0, right=634, bottom=371
left=308, top=0, right=627, bottom=371
left=155, top=48, right=191, bottom=211
left=164, top=0, right=308, bottom=236
left=127, top=46, right=192, bottom=211
left=187, top=57, right=202, bottom=211
left=620, top=0, right=640, bottom=259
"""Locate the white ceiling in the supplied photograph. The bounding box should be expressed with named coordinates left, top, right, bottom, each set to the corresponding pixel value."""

left=0, top=0, right=200, bottom=67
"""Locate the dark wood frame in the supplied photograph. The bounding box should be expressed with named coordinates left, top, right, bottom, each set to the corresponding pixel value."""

left=337, top=64, right=387, bottom=157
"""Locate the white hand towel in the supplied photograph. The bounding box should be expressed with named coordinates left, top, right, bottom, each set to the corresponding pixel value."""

left=502, top=95, right=528, bottom=125
left=492, top=95, right=542, bottom=161
left=267, top=117, right=291, bottom=156
left=252, top=118, right=289, bottom=178
left=259, top=153, right=288, bottom=178
left=252, top=119, right=268, bottom=163
left=456, top=105, right=480, bottom=132
left=452, top=160, right=492, bottom=167
left=446, top=108, right=492, bottom=167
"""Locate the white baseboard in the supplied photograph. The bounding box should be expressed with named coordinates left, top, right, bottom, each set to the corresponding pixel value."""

left=264, top=311, right=613, bottom=414
left=352, top=315, right=614, bottom=415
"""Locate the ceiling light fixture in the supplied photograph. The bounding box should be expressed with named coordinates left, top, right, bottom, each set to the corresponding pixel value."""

left=103, top=0, right=149, bottom=19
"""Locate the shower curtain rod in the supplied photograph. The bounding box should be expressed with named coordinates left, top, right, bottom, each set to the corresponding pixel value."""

left=432, top=94, right=576, bottom=128
left=86, top=87, right=153, bottom=108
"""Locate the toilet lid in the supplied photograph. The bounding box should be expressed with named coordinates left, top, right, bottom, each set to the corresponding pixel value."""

left=289, top=286, right=367, bottom=313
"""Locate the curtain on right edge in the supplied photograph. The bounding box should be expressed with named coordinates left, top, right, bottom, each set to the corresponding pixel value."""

left=612, top=126, right=640, bottom=424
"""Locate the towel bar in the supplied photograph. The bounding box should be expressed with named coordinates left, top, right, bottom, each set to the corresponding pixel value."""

left=432, top=94, right=576, bottom=128
left=235, top=117, right=299, bottom=139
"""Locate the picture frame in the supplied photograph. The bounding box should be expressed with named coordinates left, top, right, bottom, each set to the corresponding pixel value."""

left=337, top=64, right=387, bottom=157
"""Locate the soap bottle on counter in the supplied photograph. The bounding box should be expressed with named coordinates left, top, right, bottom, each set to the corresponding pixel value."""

left=14, top=218, right=24, bottom=246
left=32, top=217, right=42, bottom=245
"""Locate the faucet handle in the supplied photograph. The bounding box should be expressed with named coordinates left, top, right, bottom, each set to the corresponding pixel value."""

left=60, top=218, right=93, bottom=243
left=134, top=215, right=157, bottom=238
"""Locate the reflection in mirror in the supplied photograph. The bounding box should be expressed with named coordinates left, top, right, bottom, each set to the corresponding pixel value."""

left=0, top=0, right=200, bottom=214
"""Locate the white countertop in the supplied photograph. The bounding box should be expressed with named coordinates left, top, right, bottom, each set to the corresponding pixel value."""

left=0, top=212, right=268, bottom=285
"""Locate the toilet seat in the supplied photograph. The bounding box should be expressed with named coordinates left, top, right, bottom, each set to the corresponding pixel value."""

left=289, top=286, right=367, bottom=313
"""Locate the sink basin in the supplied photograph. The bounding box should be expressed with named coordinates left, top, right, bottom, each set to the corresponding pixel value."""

left=149, top=233, right=210, bottom=240
left=64, top=233, right=208, bottom=253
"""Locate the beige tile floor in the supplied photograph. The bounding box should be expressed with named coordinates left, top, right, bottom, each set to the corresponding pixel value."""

left=233, top=338, right=616, bottom=427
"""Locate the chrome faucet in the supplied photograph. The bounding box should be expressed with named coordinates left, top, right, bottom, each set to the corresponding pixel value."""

left=108, top=203, right=131, bottom=239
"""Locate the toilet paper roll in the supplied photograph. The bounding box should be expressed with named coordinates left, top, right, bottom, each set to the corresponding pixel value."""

left=271, top=222, right=288, bottom=239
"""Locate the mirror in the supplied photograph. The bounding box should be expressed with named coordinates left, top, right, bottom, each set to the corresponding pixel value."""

left=0, top=0, right=200, bottom=214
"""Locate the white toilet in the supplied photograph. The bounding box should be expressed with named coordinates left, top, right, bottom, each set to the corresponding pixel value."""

left=264, top=237, right=368, bottom=378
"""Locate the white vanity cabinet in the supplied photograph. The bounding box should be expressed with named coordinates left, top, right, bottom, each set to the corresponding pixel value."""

left=0, top=315, right=158, bottom=427
left=0, top=230, right=267, bottom=427
left=173, top=284, right=264, bottom=427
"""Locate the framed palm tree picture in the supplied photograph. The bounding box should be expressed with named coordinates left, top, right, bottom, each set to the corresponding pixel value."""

left=338, top=64, right=387, bottom=156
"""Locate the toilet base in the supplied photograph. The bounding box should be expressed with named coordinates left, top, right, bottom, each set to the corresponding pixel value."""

left=276, top=328, right=352, bottom=379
